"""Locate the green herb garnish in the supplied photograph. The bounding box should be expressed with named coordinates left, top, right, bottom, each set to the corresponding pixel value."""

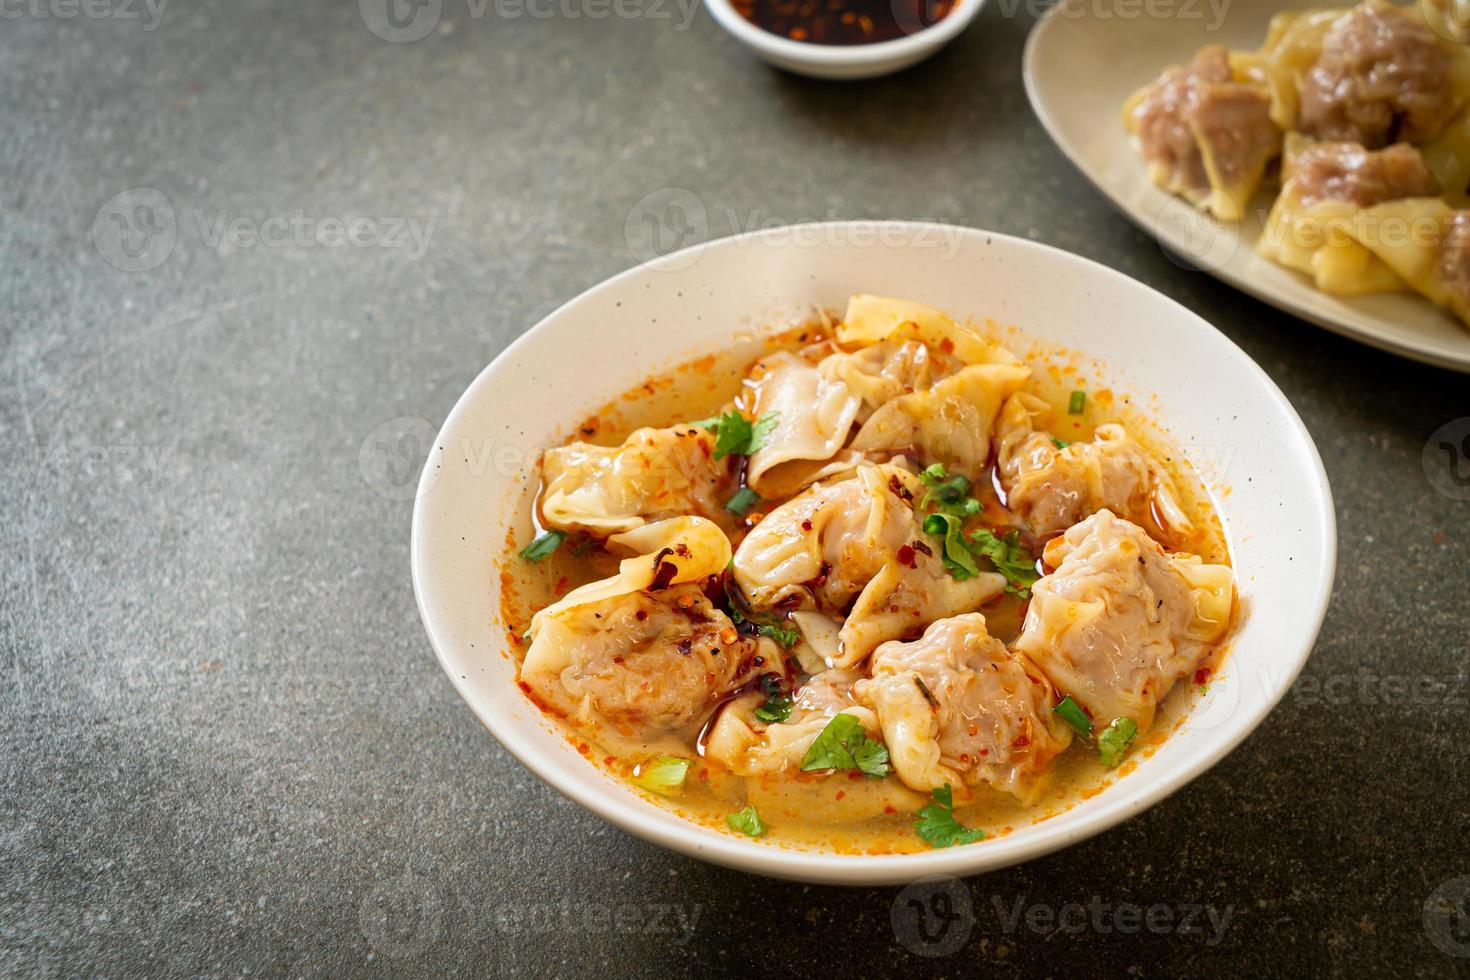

left=726, top=806, right=766, bottom=837
left=967, top=528, right=1040, bottom=598
left=728, top=604, right=800, bottom=649
left=913, top=784, right=986, bottom=848
left=754, top=674, right=794, bottom=724
left=799, top=713, right=890, bottom=778
left=923, top=512, right=981, bottom=580
left=1054, top=695, right=1092, bottom=735
left=1052, top=437, right=1071, bottom=450
left=1098, top=717, right=1138, bottom=767
left=918, top=462, right=974, bottom=512
left=519, top=530, right=566, bottom=561
left=632, top=755, right=691, bottom=796
left=1068, top=390, right=1086, bottom=415
left=695, top=410, right=780, bottom=460
left=725, top=487, right=762, bottom=516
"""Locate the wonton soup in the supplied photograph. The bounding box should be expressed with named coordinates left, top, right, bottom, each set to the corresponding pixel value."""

left=499, top=295, right=1236, bottom=854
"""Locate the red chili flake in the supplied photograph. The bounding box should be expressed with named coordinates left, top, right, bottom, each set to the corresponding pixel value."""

left=940, top=338, right=955, bottom=353
left=883, top=805, right=897, bottom=815
left=1194, top=667, right=1212, bottom=685
left=896, top=544, right=917, bottom=569
left=800, top=518, right=813, bottom=532
left=635, top=609, right=648, bottom=621
left=603, top=756, right=615, bottom=766
left=1012, top=733, right=1030, bottom=748
left=553, top=575, right=569, bottom=595
left=835, top=791, right=846, bottom=800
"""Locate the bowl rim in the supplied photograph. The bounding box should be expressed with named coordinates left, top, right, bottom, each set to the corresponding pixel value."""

left=701, top=0, right=983, bottom=69
left=411, top=220, right=1337, bottom=885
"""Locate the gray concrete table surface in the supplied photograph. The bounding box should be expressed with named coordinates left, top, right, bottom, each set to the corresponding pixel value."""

left=3, top=0, right=1467, bottom=975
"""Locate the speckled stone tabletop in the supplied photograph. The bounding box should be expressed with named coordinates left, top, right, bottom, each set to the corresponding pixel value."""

left=4, top=0, right=1469, bottom=976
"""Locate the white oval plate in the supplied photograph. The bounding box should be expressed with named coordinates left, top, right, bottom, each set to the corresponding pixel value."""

left=411, top=222, right=1336, bottom=885
left=1024, top=0, right=1470, bottom=373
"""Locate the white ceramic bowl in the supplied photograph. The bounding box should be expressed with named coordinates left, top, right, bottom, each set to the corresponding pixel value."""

left=411, top=222, right=1336, bottom=886
left=702, top=0, right=984, bottom=79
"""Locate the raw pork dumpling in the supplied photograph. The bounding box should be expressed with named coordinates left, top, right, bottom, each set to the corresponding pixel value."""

left=1123, top=44, right=1281, bottom=220
left=1351, top=197, right=1470, bottom=326
left=539, top=425, right=725, bottom=536
left=732, top=464, right=1004, bottom=668
left=521, top=517, right=762, bottom=730
left=1013, top=511, right=1234, bottom=734
left=852, top=614, right=1072, bottom=804
left=833, top=295, right=1030, bottom=479
left=1294, top=1, right=1470, bottom=148
left=995, top=392, right=1191, bottom=540
left=743, top=349, right=865, bottom=497
left=1257, top=135, right=1434, bottom=294
left=704, top=669, right=876, bottom=775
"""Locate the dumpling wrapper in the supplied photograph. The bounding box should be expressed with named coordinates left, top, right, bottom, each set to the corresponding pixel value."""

left=1013, top=510, right=1233, bottom=734
left=853, top=613, right=1072, bottom=804
left=732, top=464, right=1004, bottom=668
left=540, top=425, right=725, bottom=536
left=836, top=295, right=1029, bottom=478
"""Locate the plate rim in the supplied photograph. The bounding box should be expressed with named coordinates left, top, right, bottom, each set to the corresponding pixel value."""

left=410, top=219, right=1338, bottom=885
left=1021, top=1, right=1470, bottom=375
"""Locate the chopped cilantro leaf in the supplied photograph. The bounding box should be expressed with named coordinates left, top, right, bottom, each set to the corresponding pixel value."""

left=632, top=755, right=690, bottom=797
left=799, top=713, right=890, bottom=778
left=1054, top=695, right=1092, bottom=735
left=728, top=603, right=799, bottom=649
left=914, top=784, right=986, bottom=848
left=1052, top=437, right=1071, bottom=450
left=1098, top=717, right=1138, bottom=767
left=923, top=512, right=980, bottom=580
left=1068, top=390, right=1086, bottom=415
left=697, top=410, right=780, bottom=459
left=519, top=530, right=565, bottom=561
left=754, top=696, right=792, bottom=724
left=753, top=674, right=793, bottom=723
left=968, top=528, right=1040, bottom=597
left=725, top=487, right=761, bottom=516
left=726, top=806, right=766, bottom=837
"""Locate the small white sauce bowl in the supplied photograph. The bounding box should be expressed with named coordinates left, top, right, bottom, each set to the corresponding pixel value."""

left=702, top=0, right=985, bottom=79
left=412, top=222, right=1336, bottom=885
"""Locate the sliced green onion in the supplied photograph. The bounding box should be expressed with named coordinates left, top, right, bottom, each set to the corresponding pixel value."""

left=726, top=806, right=766, bottom=837
left=632, top=755, right=690, bottom=797
left=725, top=487, right=762, bottom=516
left=1098, top=717, right=1138, bottom=767
left=1054, top=696, right=1092, bottom=735
left=1052, top=437, right=1071, bottom=450
left=1068, top=390, right=1086, bottom=415
left=519, top=530, right=566, bottom=561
